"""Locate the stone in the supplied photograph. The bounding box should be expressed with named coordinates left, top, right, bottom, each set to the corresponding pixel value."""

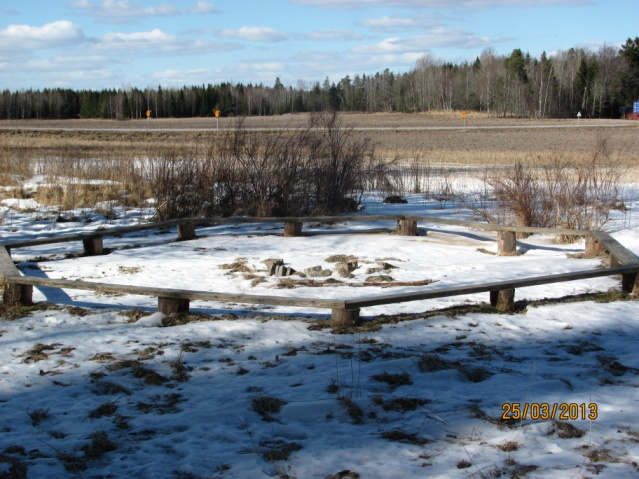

left=305, top=266, right=332, bottom=278
left=274, top=265, right=296, bottom=277
left=263, top=258, right=284, bottom=276
left=335, top=261, right=358, bottom=278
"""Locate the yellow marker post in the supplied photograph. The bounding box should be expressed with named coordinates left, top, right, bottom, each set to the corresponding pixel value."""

left=146, top=109, right=152, bottom=121
left=214, top=109, right=220, bottom=131
left=461, top=111, right=467, bottom=127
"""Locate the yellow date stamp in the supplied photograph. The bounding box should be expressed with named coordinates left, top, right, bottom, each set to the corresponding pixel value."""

left=501, top=403, right=598, bottom=421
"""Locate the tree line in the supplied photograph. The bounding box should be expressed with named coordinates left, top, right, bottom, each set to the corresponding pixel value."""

left=2, top=38, right=638, bottom=121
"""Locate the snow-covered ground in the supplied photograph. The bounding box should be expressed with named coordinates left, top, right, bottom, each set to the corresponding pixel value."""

left=1, top=192, right=639, bottom=478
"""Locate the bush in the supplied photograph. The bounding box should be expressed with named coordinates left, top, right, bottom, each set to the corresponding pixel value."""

left=149, top=112, right=378, bottom=220
left=482, top=140, right=622, bottom=240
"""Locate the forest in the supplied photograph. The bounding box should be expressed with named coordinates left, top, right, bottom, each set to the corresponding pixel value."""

left=2, top=38, right=638, bottom=121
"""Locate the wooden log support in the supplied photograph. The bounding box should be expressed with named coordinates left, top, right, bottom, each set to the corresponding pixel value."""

left=3, top=283, right=33, bottom=306
left=284, top=221, right=303, bottom=237
left=589, top=231, right=639, bottom=292
left=0, top=245, right=33, bottom=306
left=331, top=307, right=361, bottom=326
left=396, top=219, right=417, bottom=236
left=632, top=274, right=639, bottom=295
left=621, top=272, right=639, bottom=294
left=83, top=236, right=104, bottom=256
left=177, top=221, right=197, bottom=241
left=158, top=297, right=190, bottom=315
left=490, top=289, right=515, bottom=312
left=498, top=231, right=517, bottom=256
left=585, top=236, right=606, bottom=257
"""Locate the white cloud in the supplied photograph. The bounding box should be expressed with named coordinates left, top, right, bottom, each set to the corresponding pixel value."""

left=191, top=1, right=217, bottom=14
left=0, top=20, right=85, bottom=51
left=308, top=29, right=363, bottom=41
left=101, top=28, right=176, bottom=47
left=219, top=27, right=287, bottom=42
left=352, top=27, right=493, bottom=54
left=72, top=0, right=217, bottom=24
left=93, top=28, right=243, bottom=57
left=152, top=68, right=219, bottom=86
left=358, top=14, right=440, bottom=32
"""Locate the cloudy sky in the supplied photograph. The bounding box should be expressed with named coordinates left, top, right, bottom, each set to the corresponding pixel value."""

left=0, top=0, right=635, bottom=90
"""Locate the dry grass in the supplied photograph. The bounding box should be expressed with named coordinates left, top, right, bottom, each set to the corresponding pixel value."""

left=251, top=396, right=287, bottom=422
left=2, top=116, right=637, bottom=226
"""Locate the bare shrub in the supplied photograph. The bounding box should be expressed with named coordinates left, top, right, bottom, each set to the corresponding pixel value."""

left=480, top=140, right=622, bottom=240
left=148, top=113, right=379, bottom=220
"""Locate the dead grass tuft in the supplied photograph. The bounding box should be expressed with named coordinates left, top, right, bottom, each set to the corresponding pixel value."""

left=550, top=421, right=585, bottom=439
left=324, top=471, right=360, bottom=479
left=585, top=448, right=615, bottom=463
left=81, top=431, right=118, bottom=460
left=162, top=312, right=220, bottom=327
left=27, top=407, right=50, bottom=427
left=259, top=440, right=302, bottom=461
left=338, top=396, right=364, bottom=425
left=371, top=371, right=412, bottom=390
left=380, top=429, right=432, bottom=445
left=418, top=354, right=454, bottom=372
left=92, top=380, right=132, bottom=396
left=107, top=359, right=168, bottom=385
left=88, top=401, right=119, bottom=419
left=498, top=440, right=519, bottom=452
left=376, top=396, right=430, bottom=412
left=90, top=352, right=117, bottom=363
left=21, top=343, right=59, bottom=363
left=252, top=396, right=287, bottom=422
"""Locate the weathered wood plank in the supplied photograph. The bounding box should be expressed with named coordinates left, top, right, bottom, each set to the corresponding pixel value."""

left=2, top=219, right=185, bottom=249
left=3, top=275, right=347, bottom=309
left=345, top=264, right=639, bottom=309
left=2, top=214, right=595, bottom=251
left=590, top=231, right=639, bottom=266
left=0, top=246, right=20, bottom=279
left=1, top=246, right=33, bottom=305
left=405, top=215, right=591, bottom=237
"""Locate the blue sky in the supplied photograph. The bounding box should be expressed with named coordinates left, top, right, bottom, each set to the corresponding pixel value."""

left=0, top=0, right=635, bottom=90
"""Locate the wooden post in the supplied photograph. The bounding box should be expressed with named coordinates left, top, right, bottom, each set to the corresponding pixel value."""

left=83, top=236, right=104, bottom=256
left=3, top=283, right=33, bottom=306
left=331, top=308, right=361, bottom=326
left=284, top=221, right=303, bottom=237
left=158, top=297, right=190, bottom=315
left=632, top=274, right=639, bottom=295
left=178, top=221, right=196, bottom=241
left=621, top=272, right=638, bottom=293
left=498, top=231, right=517, bottom=256
left=396, top=219, right=417, bottom=236
left=585, top=236, right=606, bottom=257
left=490, top=289, right=515, bottom=311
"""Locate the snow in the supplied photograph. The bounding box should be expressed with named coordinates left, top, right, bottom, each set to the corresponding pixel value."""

left=1, top=193, right=639, bottom=478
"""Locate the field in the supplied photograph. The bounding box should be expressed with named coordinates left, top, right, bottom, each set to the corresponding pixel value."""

left=3, top=112, right=639, bottom=163
left=1, top=115, right=639, bottom=479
